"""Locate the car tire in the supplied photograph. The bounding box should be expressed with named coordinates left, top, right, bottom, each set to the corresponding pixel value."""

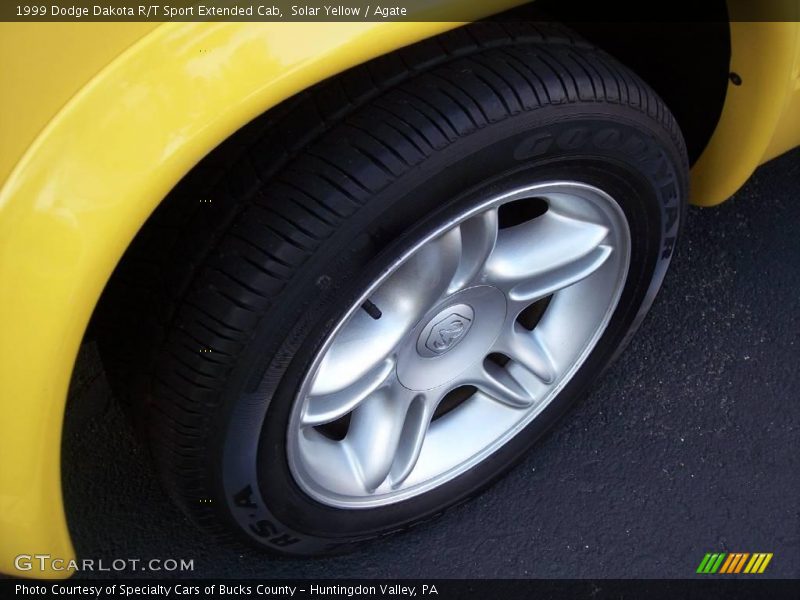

left=97, top=22, right=688, bottom=555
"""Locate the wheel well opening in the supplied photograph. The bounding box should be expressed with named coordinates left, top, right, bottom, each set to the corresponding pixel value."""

left=527, top=0, right=731, bottom=164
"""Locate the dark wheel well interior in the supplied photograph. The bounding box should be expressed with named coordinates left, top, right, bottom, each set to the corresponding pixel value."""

left=564, top=20, right=730, bottom=164
left=520, top=1, right=731, bottom=163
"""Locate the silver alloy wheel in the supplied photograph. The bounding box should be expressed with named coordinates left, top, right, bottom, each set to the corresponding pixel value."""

left=286, top=182, right=631, bottom=508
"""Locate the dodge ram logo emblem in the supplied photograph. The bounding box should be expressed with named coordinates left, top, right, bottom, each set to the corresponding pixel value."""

left=425, top=313, right=473, bottom=354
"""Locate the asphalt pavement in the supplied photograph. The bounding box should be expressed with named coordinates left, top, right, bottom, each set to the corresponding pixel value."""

left=62, top=148, right=800, bottom=579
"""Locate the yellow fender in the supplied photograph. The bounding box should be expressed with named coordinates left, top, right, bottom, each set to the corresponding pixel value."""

left=691, top=16, right=800, bottom=205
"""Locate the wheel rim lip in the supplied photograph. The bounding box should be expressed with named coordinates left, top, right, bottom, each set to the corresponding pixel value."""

left=286, top=181, right=631, bottom=508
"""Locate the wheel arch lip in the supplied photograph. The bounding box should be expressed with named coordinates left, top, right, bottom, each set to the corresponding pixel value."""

left=690, top=13, right=800, bottom=206
left=0, top=12, right=541, bottom=578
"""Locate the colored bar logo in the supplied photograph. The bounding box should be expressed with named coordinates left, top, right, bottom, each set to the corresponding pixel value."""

left=696, top=552, right=773, bottom=574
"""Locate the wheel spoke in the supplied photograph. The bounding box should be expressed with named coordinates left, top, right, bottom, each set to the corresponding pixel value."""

left=470, top=360, right=534, bottom=408
left=400, top=224, right=463, bottom=303
left=509, top=244, right=612, bottom=303
left=493, top=325, right=556, bottom=384
left=447, top=209, right=499, bottom=293
left=302, top=357, right=395, bottom=426
left=311, top=227, right=460, bottom=396
left=345, top=385, right=424, bottom=492
left=485, top=210, right=612, bottom=302
left=388, top=396, right=433, bottom=488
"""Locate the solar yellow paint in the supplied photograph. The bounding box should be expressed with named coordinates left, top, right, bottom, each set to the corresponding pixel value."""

left=689, top=7, right=800, bottom=206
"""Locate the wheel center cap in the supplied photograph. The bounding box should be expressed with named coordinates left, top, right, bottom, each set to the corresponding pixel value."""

left=417, top=304, right=474, bottom=358
left=396, top=285, right=507, bottom=391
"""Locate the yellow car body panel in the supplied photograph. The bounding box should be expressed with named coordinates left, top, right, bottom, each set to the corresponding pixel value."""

left=0, top=23, right=160, bottom=185
left=0, top=8, right=799, bottom=579
left=690, top=19, right=800, bottom=205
